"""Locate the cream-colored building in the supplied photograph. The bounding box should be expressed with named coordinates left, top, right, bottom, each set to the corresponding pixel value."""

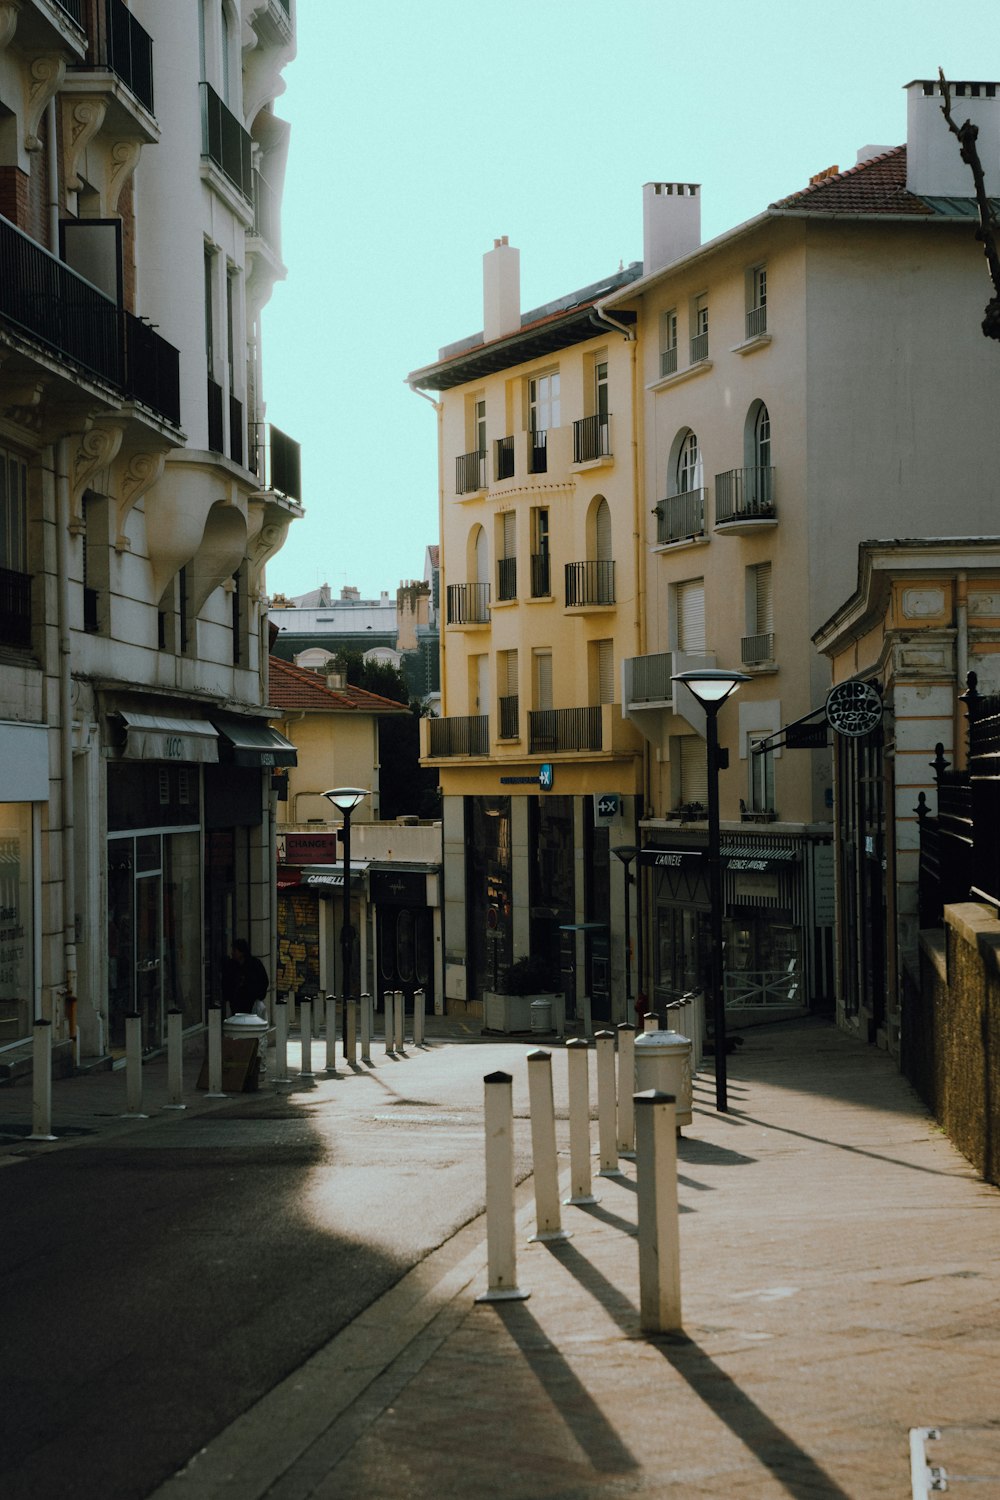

left=595, top=79, right=1000, bottom=1019
left=408, top=245, right=648, bottom=1019
left=0, top=1, right=300, bottom=1066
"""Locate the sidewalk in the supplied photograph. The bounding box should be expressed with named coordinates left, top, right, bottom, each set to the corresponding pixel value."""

left=142, top=1018, right=1000, bottom=1500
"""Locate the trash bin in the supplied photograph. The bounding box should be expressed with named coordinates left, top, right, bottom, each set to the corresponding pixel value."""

left=530, top=997, right=552, bottom=1033
left=222, top=1013, right=270, bottom=1090
left=634, top=1027, right=692, bottom=1128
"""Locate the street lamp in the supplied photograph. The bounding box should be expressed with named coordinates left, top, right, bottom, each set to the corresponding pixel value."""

left=670, top=668, right=749, bottom=1113
left=612, top=844, right=639, bottom=1020
left=321, top=788, right=369, bottom=1023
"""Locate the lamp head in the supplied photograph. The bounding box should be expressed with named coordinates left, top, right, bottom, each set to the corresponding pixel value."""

left=612, top=844, right=639, bottom=865
left=671, top=668, right=750, bottom=709
left=321, top=787, right=369, bottom=814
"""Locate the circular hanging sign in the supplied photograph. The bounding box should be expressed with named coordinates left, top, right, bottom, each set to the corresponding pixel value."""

left=825, top=680, right=882, bottom=738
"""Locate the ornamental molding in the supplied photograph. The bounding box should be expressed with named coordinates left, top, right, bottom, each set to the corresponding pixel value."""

left=25, top=54, right=65, bottom=151
left=62, top=96, right=106, bottom=190
left=114, top=447, right=166, bottom=550
left=70, top=420, right=124, bottom=521
left=0, top=3, right=20, bottom=52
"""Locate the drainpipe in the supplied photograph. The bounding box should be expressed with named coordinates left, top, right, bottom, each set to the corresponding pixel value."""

left=46, top=98, right=59, bottom=251
left=55, top=439, right=78, bottom=1057
left=956, top=570, right=969, bottom=767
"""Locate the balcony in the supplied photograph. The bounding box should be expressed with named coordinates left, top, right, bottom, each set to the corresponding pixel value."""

left=565, top=559, right=615, bottom=609
left=655, top=490, right=706, bottom=546
left=446, top=582, right=490, bottom=627
left=530, top=552, right=551, bottom=598
left=622, top=649, right=716, bottom=743
left=690, top=330, right=709, bottom=362
left=250, top=422, right=302, bottom=501
left=497, top=556, right=516, bottom=602
left=715, top=467, right=777, bottom=531
left=455, top=449, right=487, bottom=495
left=498, top=694, right=519, bottom=740
left=103, top=0, right=154, bottom=113
left=745, top=304, right=767, bottom=339
left=529, top=429, right=548, bottom=474
left=741, top=632, right=775, bottom=668
left=660, top=346, right=678, bottom=378
left=56, top=0, right=85, bottom=20
left=573, top=414, right=611, bottom=464
left=207, top=377, right=224, bottom=453
left=494, top=435, right=514, bottom=481
left=229, top=393, right=244, bottom=466
left=427, top=714, right=488, bottom=758
left=200, top=81, right=253, bottom=204
left=0, top=568, right=32, bottom=649
left=529, top=707, right=602, bottom=755
left=122, top=312, right=181, bottom=426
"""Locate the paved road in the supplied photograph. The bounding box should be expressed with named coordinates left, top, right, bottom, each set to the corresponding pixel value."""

left=0, top=1039, right=537, bottom=1500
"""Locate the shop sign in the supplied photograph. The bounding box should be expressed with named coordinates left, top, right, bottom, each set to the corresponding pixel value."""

left=640, top=847, right=704, bottom=868
left=594, top=792, right=620, bottom=824
left=285, top=832, right=339, bottom=864
left=370, top=869, right=428, bottom=906
left=825, top=680, right=882, bottom=738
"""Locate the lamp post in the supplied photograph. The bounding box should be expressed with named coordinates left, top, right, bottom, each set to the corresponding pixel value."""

left=321, top=787, right=369, bottom=1032
left=670, top=669, right=749, bottom=1113
left=612, top=844, right=638, bottom=1019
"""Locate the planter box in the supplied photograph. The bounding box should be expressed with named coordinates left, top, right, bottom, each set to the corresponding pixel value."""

left=482, top=991, right=563, bottom=1035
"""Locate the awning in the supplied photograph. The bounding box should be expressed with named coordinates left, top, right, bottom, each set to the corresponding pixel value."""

left=277, top=865, right=301, bottom=890
left=113, top=712, right=219, bottom=764
left=301, top=861, right=370, bottom=891
left=213, top=716, right=297, bottom=768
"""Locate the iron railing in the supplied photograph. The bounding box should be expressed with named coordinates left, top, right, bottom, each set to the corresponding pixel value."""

left=660, top=346, right=678, bottom=377
left=497, top=556, right=516, bottom=601
left=104, top=0, right=154, bottom=113
left=529, top=429, right=547, bottom=474
left=656, top=490, right=705, bottom=544
left=252, top=168, right=279, bottom=247
left=122, top=310, right=181, bottom=425
left=690, top=330, right=709, bottom=362
left=530, top=552, right=550, bottom=598
left=623, top=652, right=674, bottom=706
left=250, top=423, right=302, bottom=501
left=746, top=304, right=767, bottom=338
left=494, top=435, right=514, bottom=480
left=725, top=968, right=799, bottom=1008
left=573, top=414, right=611, bottom=463
left=528, top=707, right=602, bottom=755
left=0, top=567, right=32, bottom=649
left=455, top=449, right=487, bottom=494
left=200, top=81, right=253, bottom=203
left=83, top=586, right=99, bottom=633
left=446, top=582, right=490, bottom=625
left=428, top=714, right=488, bottom=757
left=498, top=694, right=519, bottom=740
left=229, top=393, right=243, bottom=465
left=565, top=559, right=615, bottom=607
left=741, top=632, right=775, bottom=666
left=207, top=377, right=224, bottom=453
left=715, top=466, right=776, bottom=523
left=55, top=0, right=84, bottom=24
left=967, top=683, right=1000, bottom=908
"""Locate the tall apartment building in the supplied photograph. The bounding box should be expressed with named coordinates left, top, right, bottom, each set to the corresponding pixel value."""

left=0, top=0, right=301, bottom=1065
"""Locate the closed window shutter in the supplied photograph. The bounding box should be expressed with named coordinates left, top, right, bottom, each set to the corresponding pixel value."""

left=536, top=652, right=552, bottom=710
left=476, top=654, right=489, bottom=712
left=500, top=649, right=518, bottom=697
left=597, top=639, right=614, bottom=704
left=475, top=527, right=489, bottom=585
left=680, top=735, right=708, bottom=806
left=595, top=499, right=612, bottom=562
left=502, top=510, right=516, bottom=559
left=676, top=579, right=705, bottom=652
left=752, top=562, right=773, bottom=633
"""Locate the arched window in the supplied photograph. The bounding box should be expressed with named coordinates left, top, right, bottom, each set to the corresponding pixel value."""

left=744, top=401, right=774, bottom=509
left=676, top=431, right=701, bottom=494
left=594, top=497, right=612, bottom=562
left=754, top=403, right=771, bottom=469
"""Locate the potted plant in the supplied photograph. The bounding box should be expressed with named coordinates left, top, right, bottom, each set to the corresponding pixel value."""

left=483, top=955, right=562, bottom=1034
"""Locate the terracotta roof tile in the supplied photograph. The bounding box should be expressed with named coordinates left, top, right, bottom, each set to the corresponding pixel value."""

left=268, top=655, right=409, bottom=714
left=770, top=145, right=932, bottom=216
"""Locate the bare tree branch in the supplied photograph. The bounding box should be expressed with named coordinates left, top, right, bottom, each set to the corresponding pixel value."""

left=938, top=68, right=1000, bottom=340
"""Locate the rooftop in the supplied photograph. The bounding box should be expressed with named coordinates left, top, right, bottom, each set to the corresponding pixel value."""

left=268, top=655, right=409, bottom=715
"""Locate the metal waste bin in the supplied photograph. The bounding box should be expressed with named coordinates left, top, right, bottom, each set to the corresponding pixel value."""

left=530, top=997, right=552, bottom=1033
left=634, top=1027, right=692, bottom=1128
left=222, top=1013, right=270, bottom=1089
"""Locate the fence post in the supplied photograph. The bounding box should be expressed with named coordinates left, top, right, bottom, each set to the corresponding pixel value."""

left=28, top=1018, right=57, bottom=1141
left=527, top=1050, right=571, bottom=1242
left=635, top=1088, right=682, bottom=1335
left=413, top=986, right=426, bottom=1047
left=394, top=989, right=405, bottom=1053
left=564, top=1038, right=598, bottom=1205
left=595, top=1030, right=620, bottom=1176
left=360, top=991, right=372, bottom=1064
left=273, top=998, right=290, bottom=1091
left=299, top=997, right=316, bottom=1087
left=617, top=1023, right=636, bottom=1156
left=476, top=1071, right=530, bottom=1302
left=123, top=1011, right=146, bottom=1117
left=163, top=1008, right=186, bottom=1110
left=345, top=999, right=357, bottom=1067
left=325, top=994, right=339, bottom=1076
left=206, top=1004, right=227, bottom=1099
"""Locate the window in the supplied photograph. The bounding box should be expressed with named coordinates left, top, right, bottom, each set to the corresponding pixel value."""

left=743, top=562, right=774, bottom=666
left=690, top=294, right=708, bottom=362
left=531, top=506, right=550, bottom=596
left=497, top=510, right=516, bottom=601
left=534, top=649, right=553, bottom=711
left=746, top=264, right=767, bottom=338
left=660, top=309, right=678, bottom=376
left=472, top=653, right=489, bottom=715
left=475, top=398, right=486, bottom=455
left=529, top=370, right=559, bottom=473
left=498, top=649, right=518, bottom=739
left=82, top=492, right=110, bottom=635
left=743, top=400, right=775, bottom=511
left=591, top=638, right=614, bottom=705
left=747, top=731, right=775, bottom=814
left=0, top=446, right=30, bottom=648
left=676, top=431, right=701, bottom=494
left=674, top=578, right=705, bottom=652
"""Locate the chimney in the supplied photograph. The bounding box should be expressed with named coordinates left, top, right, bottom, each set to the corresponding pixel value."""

left=642, top=182, right=701, bottom=274
left=905, top=78, right=1000, bottom=197
left=483, top=236, right=520, bottom=342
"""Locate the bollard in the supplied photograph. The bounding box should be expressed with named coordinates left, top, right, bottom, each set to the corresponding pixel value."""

left=273, top=999, right=291, bottom=1091
left=643, top=1013, right=660, bottom=1032
left=394, top=989, right=405, bottom=1053
left=635, top=1089, right=682, bottom=1335
left=526, top=1050, right=571, bottom=1243
left=28, top=1018, right=57, bottom=1141
left=325, top=994, right=339, bottom=1075
left=476, top=1071, right=530, bottom=1302
left=123, top=1011, right=147, bottom=1117
left=384, top=992, right=395, bottom=1055
left=595, top=1030, right=621, bottom=1177
left=581, top=994, right=593, bottom=1040
left=413, top=986, right=426, bottom=1047
left=162, top=1008, right=186, bottom=1110
left=206, top=1005, right=227, bottom=1099
left=299, top=997, right=316, bottom=1087
left=617, top=1023, right=636, bottom=1157
left=360, top=991, right=372, bottom=1064
left=564, top=1039, right=598, bottom=1205
left=345, top=998, right=358, bottom=1067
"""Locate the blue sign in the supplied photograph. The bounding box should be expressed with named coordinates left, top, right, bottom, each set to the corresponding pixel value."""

left=538, top=763, right=554, bottom=790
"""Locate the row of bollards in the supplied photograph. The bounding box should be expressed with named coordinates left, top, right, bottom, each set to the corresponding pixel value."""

left=276, top=989, right=428, bottom=1090
left=480, top=1028, right=684, bottom=1336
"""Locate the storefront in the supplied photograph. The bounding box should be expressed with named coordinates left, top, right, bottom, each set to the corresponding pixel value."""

left=0, top=721, right=46, bottom=1050
left=371, top=866, right=436, bottom=1014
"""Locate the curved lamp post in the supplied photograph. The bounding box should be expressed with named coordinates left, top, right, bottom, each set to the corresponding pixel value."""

left=612, top=844, right=639, bottom=1019
left=321, top=788, right=369, bottom=1025
left=670, top=669, right=749, bottom=1113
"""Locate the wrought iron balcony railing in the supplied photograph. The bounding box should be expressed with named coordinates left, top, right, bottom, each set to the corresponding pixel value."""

left=530, top=552, right=550, bottom=598
left=690, top=330, right=709, bottom=362
left=250, top=422, right=302, bottom=501
left=446, top=582, right=490, bottom=625
left=497, top=556, right=516, bottom=602
left=0, top=567, right=32, bottom=649
left=200, top=81, right=253, bottom=203
left=229, top=393, right=244, bottom=466
left=498, top=694, right=519, bottom=740
left=528, top=706, right=602, bottom=755
left=565, top=559, right=615, bottom=607
left=741, top=632, right=775, bottom=667
left=456, top=449, right=487, bottom=494
left=494, top=435, right=514, bottom=481
left=529, top=428, right=547, bottom=474
left=207, top=376, right=224, bottom=453
left=573, top=414, right=611, bottom=463
left=656, top=490, right=706, bottom=545
left=122, top=310, right=181, bottom=426
left=428, top=714, right=488, bottom=757
left=103, top=0, right=154, bottom=113
left=715, top=466, right=776, bottom=524
left=55, top=0, right=84, bottom=24
left=660, top=346, right=678, bottom=377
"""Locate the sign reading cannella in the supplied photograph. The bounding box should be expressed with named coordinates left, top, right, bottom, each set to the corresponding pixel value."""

left=825, top=680, right=882, bottom=738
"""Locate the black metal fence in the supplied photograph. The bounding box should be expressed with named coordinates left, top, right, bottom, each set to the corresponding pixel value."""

left=528, top=706, right=602, bottom=754
left=200, top=81, right=253, bottom=202
left=918, top=674, right=1000, bottom=922
left=428, top=714, right=488, bottom=757
left=104, top=0, right=154, bottom=113
left=565, top=559, right=615, bottom=607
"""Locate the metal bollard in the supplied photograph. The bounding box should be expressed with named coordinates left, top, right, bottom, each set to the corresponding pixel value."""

left=28, top=1018, right=57, bottom=1141
left=273, top=999, right=291, bottom=1091
left=617, top=1023, right=636, bottom=1156
left=325, top=994, right=339, bottom=1075
left=394, top=989, right=405, bottom=1053
left=564, top=1039, right=598, bottom=1205
left=595, top=1030, right=620, bottom=1176
left=526, top=1050, right=570, bottom=1243
left=413, top=986, right=426, bottom=1047
left=475, top=1071, right=530, bottom=1302
left=635, top=1089, right=682, bottom=1335
left=360, top=991, right=372, bottom=1064
left=206, top=1005, right=227, bottom=1099
left=345, top=999, right=357, bottom=1067
left=163, top=1007, right=186, bottom=1110
left=123, top=1011, right=146, bottom=1117
left=581, top=994, right=593, bottom=1040
left=299, top=997, right=316, bottom=1086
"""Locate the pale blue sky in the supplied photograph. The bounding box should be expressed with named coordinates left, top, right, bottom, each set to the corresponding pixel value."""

left=262, top=0, right=999, bottom=601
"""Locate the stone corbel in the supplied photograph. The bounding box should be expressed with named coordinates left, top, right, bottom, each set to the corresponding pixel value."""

left=106, top=138, right=142, bottom=215
left=114, top=448, right=167, bottom=550
left=62, top=96, right=107, bottom=191
left=25, top=54, right=66, bottom=151
left=0, top=2, right=20, bottom=53
left=70, top=420, right=124, bottom=527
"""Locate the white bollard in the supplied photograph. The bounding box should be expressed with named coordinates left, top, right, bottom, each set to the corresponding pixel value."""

left=394, top=989, right=405, bottom=1053
left=595, top=1030, right=621, bottom=1177
left=299, top=997, right=316, bottom=1086
left=413, top=986, right=426, bottom=1047
left=581, top=994, right=593, bottom=1040
left=344, top=999, right=357, bottom=1067
left=635, top=1088, right=682, bottom=1335
left=123, top=1011, right=146, bottom=1117
left=643, top=1013, right=660, bottom=1032
left=564, top=1039, right=598, bottom=1205
left=273, top=998, right=291, bottom=1091
left=163, top=1008, right=186, bottom=1110
left=527, top=1050, right=570, bottom=1243
left=360, top=991, right=372, bottom=1064
left=384, top=992, right=395, bottom=1055
left=617, top=1023, right=636, bottom=1157
left=476, top=1070, right=530, bottom=1303
left=325, top=994, right=339, bottom=1075
left=28, top=1018, right=57, bottom=1141
left=206, top=1005, right=227, bottom=1099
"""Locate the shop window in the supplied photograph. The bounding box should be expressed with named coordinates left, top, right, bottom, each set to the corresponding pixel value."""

left=0, top=803, right=34, bottom=1047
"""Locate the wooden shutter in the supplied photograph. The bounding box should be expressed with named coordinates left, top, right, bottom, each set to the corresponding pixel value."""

left=536, top=651, right=553, bottom=710
left=676, top=578, right=705, bottom=652
left=752, top=562, right=773, bottom=634
left=595, top=499, right=612, bottom=562
left=679, top=735, right=708, bottom=806
left=475, top=526, right=489, bottom=585
left=502, top=510, right=516, bottom=559
left=597, top=639, right=614, bottom=704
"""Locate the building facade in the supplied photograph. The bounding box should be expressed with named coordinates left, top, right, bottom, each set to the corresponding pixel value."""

left=0, top=0, right=300, bottom=1065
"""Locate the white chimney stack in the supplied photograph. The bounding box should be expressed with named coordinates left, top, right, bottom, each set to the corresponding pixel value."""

left=483, top=236, right=520, bottom=342
left=905, top=78, right=1000, bottom=197
left=642, top=182, right=701, bottom=274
